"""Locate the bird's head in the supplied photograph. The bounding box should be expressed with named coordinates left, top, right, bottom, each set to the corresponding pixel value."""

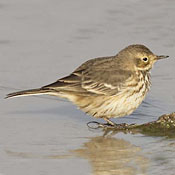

left=117, top=44, right=169, bottom=72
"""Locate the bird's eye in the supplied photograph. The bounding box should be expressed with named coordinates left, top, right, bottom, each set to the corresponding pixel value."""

left=142, top=57, right=148, bottom=62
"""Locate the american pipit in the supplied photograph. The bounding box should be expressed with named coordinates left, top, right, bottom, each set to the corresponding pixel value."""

left=6, top=44, right=168, bottom=127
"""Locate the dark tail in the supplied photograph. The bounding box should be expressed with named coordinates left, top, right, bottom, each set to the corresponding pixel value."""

left=5, top=88, right=52, bottom=99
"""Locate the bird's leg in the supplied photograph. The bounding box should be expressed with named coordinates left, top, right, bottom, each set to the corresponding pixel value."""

left=87, top=118, right=129, bottom=129
left=87, top=119, right=129, bottom=129
left=102, top=118, right=129, bottom=129
left=87, top=118, right=116, bottom=129
left=104, top=118, right=116, bottom=126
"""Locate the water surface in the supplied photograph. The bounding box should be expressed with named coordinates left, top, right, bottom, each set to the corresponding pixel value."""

left=0, top=0, right=175, bottom=175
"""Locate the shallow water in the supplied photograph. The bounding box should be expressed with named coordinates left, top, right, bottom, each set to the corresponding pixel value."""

left=0, top=0, right=175, bottom=174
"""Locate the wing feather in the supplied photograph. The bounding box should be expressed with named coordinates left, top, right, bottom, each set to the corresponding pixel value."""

left=42, top=56, right=133, bottom=96
left=81, top=69, right=132, bottom=95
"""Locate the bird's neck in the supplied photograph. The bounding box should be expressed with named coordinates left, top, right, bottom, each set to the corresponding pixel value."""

left=139, top=70, right=151, bottom=91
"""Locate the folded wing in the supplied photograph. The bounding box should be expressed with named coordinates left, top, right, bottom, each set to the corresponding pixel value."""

left=42, top=56, right=133, bottom=96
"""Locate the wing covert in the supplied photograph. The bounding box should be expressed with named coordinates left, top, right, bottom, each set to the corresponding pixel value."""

left=42, top=55, right=133, bottom=96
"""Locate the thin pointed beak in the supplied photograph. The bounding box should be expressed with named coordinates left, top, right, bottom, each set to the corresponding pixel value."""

left=156, top=55, right=169, bottom=60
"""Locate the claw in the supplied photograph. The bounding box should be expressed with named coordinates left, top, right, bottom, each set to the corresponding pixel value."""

left=87, top=121, right=117, bottom=129
left=87, top=121, right=130, bottom=130
left=87, top=121, right=102, bottom=129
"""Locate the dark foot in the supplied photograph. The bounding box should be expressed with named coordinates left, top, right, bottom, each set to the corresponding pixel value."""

left=87, top=121, right=129, bottom=129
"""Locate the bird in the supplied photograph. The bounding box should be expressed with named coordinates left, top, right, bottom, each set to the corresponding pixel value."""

left=6, top=44, right=168, bottom=127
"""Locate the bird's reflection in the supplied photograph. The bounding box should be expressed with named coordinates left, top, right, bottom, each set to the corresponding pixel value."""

left=71, top=135, right=149, bottom=175
left=6, top=134, right=149, bottom=175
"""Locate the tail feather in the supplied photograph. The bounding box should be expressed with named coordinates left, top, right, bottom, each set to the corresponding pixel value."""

left=5, top=88, right=52, bottom=99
